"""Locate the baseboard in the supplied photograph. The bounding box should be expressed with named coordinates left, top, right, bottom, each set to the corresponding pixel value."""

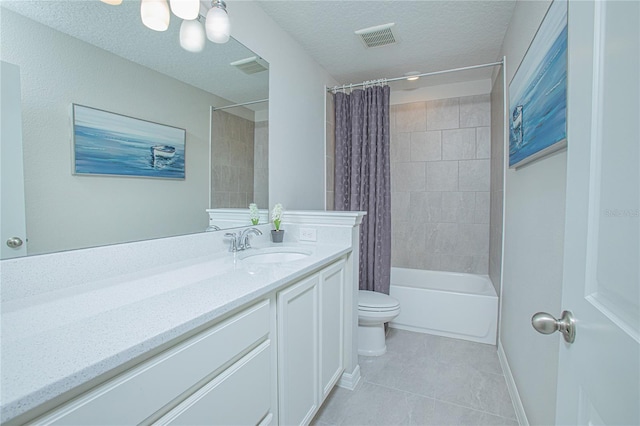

left=337, top=364, right=361, bottom=391
left=498, top=342, right=529, bottom=426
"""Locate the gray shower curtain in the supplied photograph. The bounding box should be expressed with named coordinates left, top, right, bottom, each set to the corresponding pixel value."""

left=334, top=85, right=392, bottom=294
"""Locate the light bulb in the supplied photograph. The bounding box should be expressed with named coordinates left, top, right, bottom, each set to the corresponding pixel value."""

left=141, top=0, right=170, bottom=32
left=100, top=0, right=123, bottom=5
left=205, top=5, right=230, bottom=44
left=404, top=72, right=420, bottom=81
left=180, top=19, right=205, bottom=52
left=170, top=0, right=199, bottom=20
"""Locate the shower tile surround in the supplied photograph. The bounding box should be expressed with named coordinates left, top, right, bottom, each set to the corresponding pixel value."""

left=326, top=92, right=336, bottom=210
left=211, top=110, right=258, bottom=209
left=390, top=95, right=491, bottom=274
left=254, top=120, right=269, bottom=209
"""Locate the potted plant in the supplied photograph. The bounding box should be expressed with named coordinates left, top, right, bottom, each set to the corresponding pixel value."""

left=271, top=203, right=284, bottom=243
left=249, top=203, right=260, bottom=225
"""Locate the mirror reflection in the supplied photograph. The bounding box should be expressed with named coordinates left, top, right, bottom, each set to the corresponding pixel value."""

left=0, top=0, right=269, bottom=260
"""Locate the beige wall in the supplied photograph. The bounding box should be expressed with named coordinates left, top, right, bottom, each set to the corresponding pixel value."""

left=390, top=95, right=492, bottom=274
left=211, top=110, right=255, bottom=209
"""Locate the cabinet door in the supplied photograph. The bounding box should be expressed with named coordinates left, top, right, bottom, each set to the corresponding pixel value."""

left=319, top=260, right=346, bottom=400
left=277, top=274, right=319, bottom=426
left=156, top=341, right=272, bottom=426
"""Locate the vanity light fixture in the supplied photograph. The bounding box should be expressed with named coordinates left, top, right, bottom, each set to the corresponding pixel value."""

left=180, top=16, right=206, bottom=52
left=101, top=0, right=231, bottom=49
left=140, top=0, right=170, bottom=32
left=205, top=0, right=230, bottom=44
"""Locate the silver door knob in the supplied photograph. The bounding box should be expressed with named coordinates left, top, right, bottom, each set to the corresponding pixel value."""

left=532, top=310, right=576, bottom=343
left=6, top=237, right=23, bottom=248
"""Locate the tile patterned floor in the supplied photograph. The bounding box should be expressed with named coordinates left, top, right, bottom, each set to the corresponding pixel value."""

left=312, top=329, right=518, bottom=426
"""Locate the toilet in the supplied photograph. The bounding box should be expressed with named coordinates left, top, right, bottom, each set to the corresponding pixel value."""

left=358, top=290, right=401, bottom=356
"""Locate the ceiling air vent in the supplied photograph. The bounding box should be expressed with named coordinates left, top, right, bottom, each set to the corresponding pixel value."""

left=355, top=23, right=397, bottom=48
left=230, top=56, right=269, bottom=75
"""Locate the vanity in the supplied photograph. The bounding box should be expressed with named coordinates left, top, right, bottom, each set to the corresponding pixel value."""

left=0, top=212, right=365, bottom=425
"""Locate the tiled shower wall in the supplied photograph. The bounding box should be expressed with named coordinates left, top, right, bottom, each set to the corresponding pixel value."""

left=326, top=92, right=336, bottom=210
left=211, top=110, right=255, bottom=208
left=253, top=121, right=269, bottom=209
left=390, top=95, right=491, bottom=274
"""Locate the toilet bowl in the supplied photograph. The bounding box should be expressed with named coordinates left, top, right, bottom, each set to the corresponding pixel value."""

left=358, top=290, right=400, bottom=356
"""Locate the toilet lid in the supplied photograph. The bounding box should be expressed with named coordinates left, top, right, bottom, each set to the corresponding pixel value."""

left=358, top=290, right=400, bottom=309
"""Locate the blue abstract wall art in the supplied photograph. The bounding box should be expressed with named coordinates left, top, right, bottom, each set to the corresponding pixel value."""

left=509, top=0, right=567, bottom=168
left=73, top=104, right=186, bottom=179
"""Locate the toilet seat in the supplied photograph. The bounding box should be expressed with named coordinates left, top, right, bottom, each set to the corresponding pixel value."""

left=358, top=290, right=400, bottom=312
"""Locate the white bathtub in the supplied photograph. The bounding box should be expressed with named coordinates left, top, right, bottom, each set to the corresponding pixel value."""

left=389, top=268, right=498, bottom=345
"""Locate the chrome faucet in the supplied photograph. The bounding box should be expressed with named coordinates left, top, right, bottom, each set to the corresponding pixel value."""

left=224, top=228, right=263, bottom=252
left=224, top=232, right=239, bottom=252
left=240, top=228, right=263, bottom=249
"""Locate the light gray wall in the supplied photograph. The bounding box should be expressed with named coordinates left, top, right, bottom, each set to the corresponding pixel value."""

left=498, top=1, right=566, bottom=425
left=230, top=2, right=338, bottom=211
left=489, top=67, right=505, bottom=295
left=390, top=95, right=491, bottom=274
left=1, top=10, right=225, bottom=256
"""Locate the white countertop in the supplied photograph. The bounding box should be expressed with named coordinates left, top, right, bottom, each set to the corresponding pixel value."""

left=0, top=242, right=351, bottom=422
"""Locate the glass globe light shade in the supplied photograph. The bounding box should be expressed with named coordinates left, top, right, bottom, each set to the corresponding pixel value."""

left=205, top=6, right=230, bottom=44
left=180, top=19, right=205, bottom=53
left=141, top=0, right=170, bottom=32
left=170, top=0, right=199, bottom=20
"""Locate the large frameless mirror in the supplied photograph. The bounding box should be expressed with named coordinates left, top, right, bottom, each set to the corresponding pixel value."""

left=0, top=0, right=269, bottom=259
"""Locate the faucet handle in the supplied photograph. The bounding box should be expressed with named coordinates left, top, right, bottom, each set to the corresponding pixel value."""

left=224, top=232, right=238, bottom=252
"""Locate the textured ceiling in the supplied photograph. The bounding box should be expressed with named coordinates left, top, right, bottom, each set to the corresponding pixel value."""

left=257, top=0, right=516, bottom=88
left=1, top=0, right=269, bottom=107
left=3, top=0, right=515, bottom=102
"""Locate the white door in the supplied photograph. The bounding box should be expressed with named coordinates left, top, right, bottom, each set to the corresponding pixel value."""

left=0, top=61, right=28, bottom=259
left=553, top=1, right=639, bottom=424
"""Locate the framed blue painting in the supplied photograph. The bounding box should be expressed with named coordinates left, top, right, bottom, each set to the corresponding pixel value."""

left=509, top=0, right=567, bottom=168
left=72, top=104, right=186, bottom=179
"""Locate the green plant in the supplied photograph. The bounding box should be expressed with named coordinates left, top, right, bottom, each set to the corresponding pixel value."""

left=271, top=203, right=283, bottom=231
left=249, top=203, right=260, bottom=225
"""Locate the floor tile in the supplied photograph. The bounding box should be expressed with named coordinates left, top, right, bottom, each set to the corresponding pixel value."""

left=312, top=329, right=517, bottom=426
left=339, top=382, right=434, bottom=426
left=312, top=386, right=356, bottom=425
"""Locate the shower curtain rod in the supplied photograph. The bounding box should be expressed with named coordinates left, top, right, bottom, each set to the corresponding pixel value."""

left=328, top=60, right=504, bottom=92
left=211, top=98, right=269, bottom=111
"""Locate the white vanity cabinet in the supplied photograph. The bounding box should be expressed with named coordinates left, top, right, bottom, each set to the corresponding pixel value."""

left=29, top=257, right=348, bottom=426
left=34, top=300, right=275, bottom=426
left=277, top=259, right=346, bottom=426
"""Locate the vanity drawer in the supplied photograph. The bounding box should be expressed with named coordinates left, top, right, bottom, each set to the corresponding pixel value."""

left=155, top=341, right=272, bottom=425
left=36, top=300, right=270, bottom=425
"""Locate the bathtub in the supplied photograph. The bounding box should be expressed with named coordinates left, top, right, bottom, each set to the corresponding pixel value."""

left=389, top=268, right=498, bottom=345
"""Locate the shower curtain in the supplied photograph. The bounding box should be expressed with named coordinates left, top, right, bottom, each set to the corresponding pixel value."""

left=334, top=84, right=392, bottom=294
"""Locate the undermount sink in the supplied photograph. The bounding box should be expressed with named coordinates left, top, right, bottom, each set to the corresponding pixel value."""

left=239, top=247, right=312, bottom=264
